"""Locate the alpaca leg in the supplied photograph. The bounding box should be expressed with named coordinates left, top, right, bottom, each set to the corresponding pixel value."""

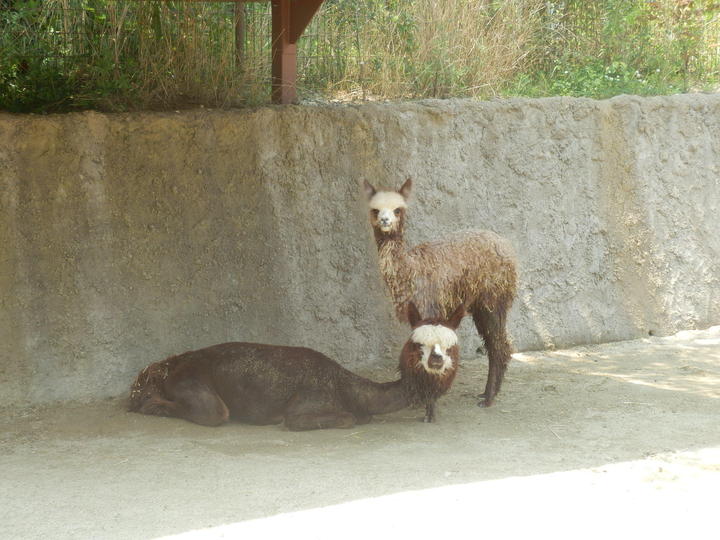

left=284, top=392, right=357, bottom=431
left=354, top=414, right=373, bottom=425
left=472, top=305, right=512, bottom=408
left=423, top=399, right=437, bottom=423
left=285, top=412, right=356, bottom=431
left=137, top=396, right=182, bottom=418
left=168, top=379, right=230, bottom=427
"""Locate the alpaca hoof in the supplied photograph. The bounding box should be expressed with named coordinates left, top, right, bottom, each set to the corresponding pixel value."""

left=422, top=416, right=435, bottom=423
left=477, top=396, right=495, bottom=408
left=478, top=398, right=495, bottom=409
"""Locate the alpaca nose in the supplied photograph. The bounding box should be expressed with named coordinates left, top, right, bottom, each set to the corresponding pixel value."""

left=428, top=352, right=444, bottom=369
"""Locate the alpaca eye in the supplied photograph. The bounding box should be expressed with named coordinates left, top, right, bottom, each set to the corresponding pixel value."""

left=394, top=209, right=401, bottom=216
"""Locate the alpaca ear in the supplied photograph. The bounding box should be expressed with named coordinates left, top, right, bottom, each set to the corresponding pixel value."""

left=363, top=180, right=377, bottom=200
left=446, top=304, right=466, bottom=330
left=406, top=302, right=423, bottom=328
left=398, top=177, right=412, bottom=199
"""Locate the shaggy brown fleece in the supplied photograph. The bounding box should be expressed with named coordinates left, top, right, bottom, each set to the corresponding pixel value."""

left=364, top=178, right=518, bottom=407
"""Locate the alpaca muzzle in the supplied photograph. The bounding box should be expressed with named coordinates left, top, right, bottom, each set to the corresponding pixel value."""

left=376, top=208, right=396, bottom=231
left=427, top=352, right=445, bottom=370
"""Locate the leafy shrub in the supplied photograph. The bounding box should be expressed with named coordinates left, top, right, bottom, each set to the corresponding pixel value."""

left=0, top=0, right=718, bottom=112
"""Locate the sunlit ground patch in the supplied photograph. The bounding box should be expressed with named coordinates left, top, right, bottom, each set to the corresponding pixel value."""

left=158, top=447, right=720, bottom=540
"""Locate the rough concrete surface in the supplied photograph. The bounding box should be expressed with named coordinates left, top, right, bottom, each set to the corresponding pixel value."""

left=1, top=94, right=720, bottom=406
left=1, top=327, right=719, bottom=539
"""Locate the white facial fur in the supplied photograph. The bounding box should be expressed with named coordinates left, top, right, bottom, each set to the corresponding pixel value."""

left=368, top=191, right=407, bottom=232
left=411, top=324, right=458, bottom=374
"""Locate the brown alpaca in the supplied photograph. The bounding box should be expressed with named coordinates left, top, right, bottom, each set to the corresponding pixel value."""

left=400, top=302, right=464, bottom=422
left=128, top=308, right=464, bottom=430
left=363, top=178, right=518, bottom=407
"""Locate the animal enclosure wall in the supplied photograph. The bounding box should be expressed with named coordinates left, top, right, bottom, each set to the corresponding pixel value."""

left=1, top=94, right=719, bottom=407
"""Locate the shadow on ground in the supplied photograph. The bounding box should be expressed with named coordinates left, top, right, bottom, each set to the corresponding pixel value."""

left=1, top=327, right=719, bottom=539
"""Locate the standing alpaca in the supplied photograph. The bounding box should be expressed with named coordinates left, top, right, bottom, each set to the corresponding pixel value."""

left=129, top=305, right=464, bottom=430
left=363, top=178, right=518, bottom=407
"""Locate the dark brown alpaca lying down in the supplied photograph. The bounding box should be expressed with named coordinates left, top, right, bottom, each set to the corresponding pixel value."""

left=129, top=305, right=464, bottom=430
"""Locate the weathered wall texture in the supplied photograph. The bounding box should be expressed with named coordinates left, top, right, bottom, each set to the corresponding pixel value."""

left=1, top=94, right=719, bottom=406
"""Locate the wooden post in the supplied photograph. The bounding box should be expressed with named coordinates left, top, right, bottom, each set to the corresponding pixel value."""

left=271, top=0, right=297, bottom=104
left=271, top=0, right=325, bottom=104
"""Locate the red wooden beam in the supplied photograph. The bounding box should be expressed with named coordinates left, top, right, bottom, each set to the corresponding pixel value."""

left=290, top=0, right=324, bottom=44
left=271, top=0, right=325, bottom=104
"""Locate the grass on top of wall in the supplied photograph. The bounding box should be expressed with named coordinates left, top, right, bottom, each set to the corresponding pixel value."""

left=1, top=0, right=718, bottom=112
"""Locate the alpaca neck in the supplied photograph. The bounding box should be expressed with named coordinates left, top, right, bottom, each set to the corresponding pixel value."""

left=340, top=375, right=408, bottom=415
left=374, top=228, right=408, bottom=256
left=399, top=364, right=456, bottom=405
left=374, top=229, right=414, bottom=309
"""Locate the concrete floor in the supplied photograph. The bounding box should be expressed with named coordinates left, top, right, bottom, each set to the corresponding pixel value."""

left=2, top=327, right=720, bottom=539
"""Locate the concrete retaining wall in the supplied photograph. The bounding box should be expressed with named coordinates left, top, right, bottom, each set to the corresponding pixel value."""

left=1, top=94, right=719, bottom=406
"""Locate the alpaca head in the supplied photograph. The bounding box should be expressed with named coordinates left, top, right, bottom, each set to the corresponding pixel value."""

left=402, top=302, right=464, bottom=376
left=363, top=178, right=412, bottom=235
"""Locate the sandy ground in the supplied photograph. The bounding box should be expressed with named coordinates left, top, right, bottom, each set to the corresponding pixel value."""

left=2, top=326, right=720, bottom=540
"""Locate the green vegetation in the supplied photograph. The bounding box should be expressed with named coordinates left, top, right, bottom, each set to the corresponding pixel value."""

left=1, top=0, right=718, bottom=112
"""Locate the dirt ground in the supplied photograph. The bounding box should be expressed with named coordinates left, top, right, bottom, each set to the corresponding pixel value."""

left=2, top=326, right=720, bottom=539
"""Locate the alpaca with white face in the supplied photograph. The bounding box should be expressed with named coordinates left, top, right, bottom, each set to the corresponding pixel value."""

left=368, top=190, right=407, bottom=232
left=412, top=324, right=457, bottom=375
left=364, top=177, right=518, bottom=408
left=400, top=302, right=464, bottom=422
